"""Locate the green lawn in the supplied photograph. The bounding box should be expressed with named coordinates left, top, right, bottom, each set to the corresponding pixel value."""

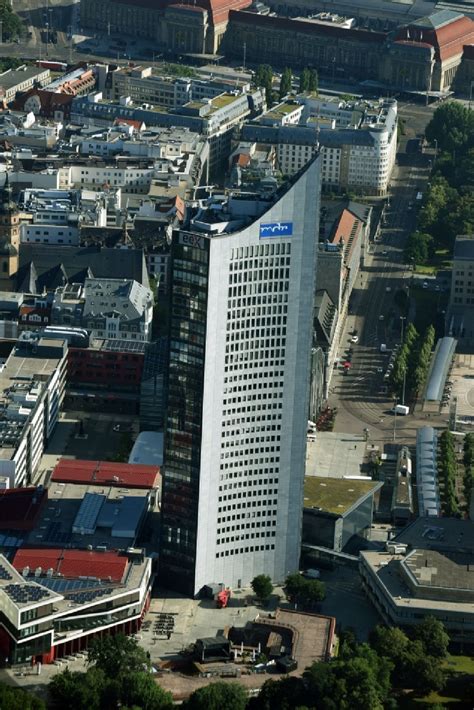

left=405, top=654, right=474, bottom=707
left=414, top=249, right=452, bottom=276
left=442, top=654, right=474, bottom=675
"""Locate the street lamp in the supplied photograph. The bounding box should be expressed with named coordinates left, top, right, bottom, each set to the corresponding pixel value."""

left=401, top=365, right=407, bottom=406
left=393, top=397, right=398, bottom=442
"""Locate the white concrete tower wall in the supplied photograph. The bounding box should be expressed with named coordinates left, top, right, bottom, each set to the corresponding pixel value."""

left=194, top=156, right=321, bottom=593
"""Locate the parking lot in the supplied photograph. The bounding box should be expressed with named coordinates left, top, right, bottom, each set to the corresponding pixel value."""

left=36, top=410, right=140, bottom=485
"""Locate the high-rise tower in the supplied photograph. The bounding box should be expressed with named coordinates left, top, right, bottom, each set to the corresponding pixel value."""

left=161, top=155, right=321, bottom=595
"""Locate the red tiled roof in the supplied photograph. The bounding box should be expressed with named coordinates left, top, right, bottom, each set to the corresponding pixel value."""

left=13, top=548, right=128, bottom=582
left=167, top=3, right=207, bottom=12
left=397, top=15, right=474, bottom=61
left=51, top=459, right=160, bottom=489
left=114, top=118, right=145, bottom=130
left=233, top=153, right=251, bottom=167
left=110, top=0, right=251, bottom=26
left=0, top=487, right=47, bottom=531
left=393, top=40, right=433, bottom=50
left=331, top=209, right=358, bottom=246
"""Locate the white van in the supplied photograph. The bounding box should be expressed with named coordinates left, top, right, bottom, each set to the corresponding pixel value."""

left=392, top=404, right=409, bottom=416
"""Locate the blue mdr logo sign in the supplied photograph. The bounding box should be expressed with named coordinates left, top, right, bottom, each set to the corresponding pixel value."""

left=259, top=221, right=293, bottom=238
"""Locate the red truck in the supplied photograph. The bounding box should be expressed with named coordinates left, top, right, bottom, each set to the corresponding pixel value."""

left=216, top=588, right=231, bottom=608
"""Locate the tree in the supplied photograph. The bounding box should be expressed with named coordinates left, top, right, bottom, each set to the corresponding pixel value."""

left=405, top=322, right=419, bottom=347
left=299, top=67, right=311, bottom=93
left=404, top=231, right=433, bottom=264
left=183, top=682, right=248, bottom=710
left=284, top=573, right=325, bottom=606
left=249, top=677, right=309, bottom=710
left=120, top=671, right=173, bottom=709
left=399, top=640, right=446, bottom=693
left=279, top=67, right=292, bottom=99
left=251, top=574, right=273, bottom=601
left=0, top=0, right=23, bottom=39
left=255, top=64, right=274, bottom=105
left=87, top=633, right=149, bottom=677
left=49, top=665, right=173, bottom=710
left=49, top=667, right=105, bottom=710
left=284, top=572, right=306, bottom=600
left=308, top=68, right=318, bottom=93
left=0, top=682, right=45, bottom=710
left=305, top=578, right=326, bottom=604
left=369, top=625, right=410, bottom=666
left=305, top=644, right=392, bottom=710
left=413, top=616, right=450, bottom=658
left=426, top=101, right=474, bottom=154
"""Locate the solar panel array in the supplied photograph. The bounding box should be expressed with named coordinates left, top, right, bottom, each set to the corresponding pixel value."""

left=39, top=577, right=107, bottom=594
left=102, top=339, right=146, bottom=354
left=0, top=533, right=24, bottom=547
left=4, top=583, right=50, bottom=604
left=0, top=563, right=13, bottom=581
left=67, top=587, right=112, bottom=604
left=44, top=522, right=72, bottom=544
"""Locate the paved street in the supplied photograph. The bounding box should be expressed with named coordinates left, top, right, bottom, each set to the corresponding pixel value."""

left=328, top=103, right=450, bottom=448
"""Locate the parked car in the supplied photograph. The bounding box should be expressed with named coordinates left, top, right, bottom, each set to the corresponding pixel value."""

left=113, top=424, right=132, bottom=433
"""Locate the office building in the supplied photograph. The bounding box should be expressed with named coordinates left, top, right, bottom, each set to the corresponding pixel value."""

left=303, top=476, right=382, bottom=552
left=0, top=548, right=152, bottom=664
left=360, top=517, right=474, bottom=642
left=161, top=155, right=321, bottom=595
left=239, top=97, right=398, bottom=196
left=447, top=235, right=474, bottom=345
left=0, top=334, right=67, bottom=487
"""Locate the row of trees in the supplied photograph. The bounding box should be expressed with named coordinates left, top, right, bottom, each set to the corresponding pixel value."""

left=254, top=64, right=318, bottom=104
left=463, top=433, right=474, bottom=509
left=251, top=572, right=326, bottom=607
left=390, top=323, right=435, bottom=399
left=439, top=430, right=459, bottom=517
left=407, top=102, right=474, bottom=264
